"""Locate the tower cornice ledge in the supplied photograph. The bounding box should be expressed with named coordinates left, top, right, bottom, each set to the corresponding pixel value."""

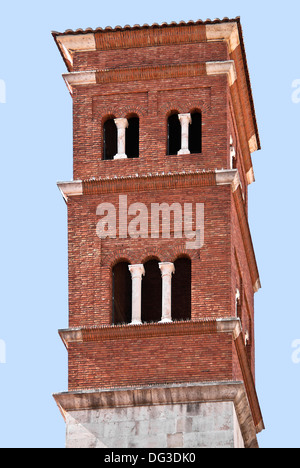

left=62, top=61, right=237, bottom=91
left=53, top=381, right=261, bottom=448
left=57, top=180, right=83, bottom=202
left=57, top=169, right=240, bottom=200
left=58, top=317, right=242, bottom=349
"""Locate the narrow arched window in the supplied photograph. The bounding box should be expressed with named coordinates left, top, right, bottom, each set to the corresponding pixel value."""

left=167, top=112, right=181, bottom=155
left=103, top=117, right=117, bottom=160
left=126, top=115, right=139, bottom=158
left=112, top=261, right=132, bottom=324
left=141, top=259, right=162, bottom=323
left=189, top=111, right=202, bottom=154
left=171, top=257, right=192, bottom=321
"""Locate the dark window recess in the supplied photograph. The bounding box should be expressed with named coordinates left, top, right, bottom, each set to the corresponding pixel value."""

left=126, top=117, right=139, bottom=158
left=167, top=113, right=181, bottom=155
left=112, top=262, right=132, bottom=324
left=141, top=259, right=162, bottom=323
left=189, top=112, right=202, bottom=154
left=103, top=118, right=117, bottom=160
left=172, top=257, right=192, bottom=321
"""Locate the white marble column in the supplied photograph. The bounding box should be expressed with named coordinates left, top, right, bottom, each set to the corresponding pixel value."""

left=178, top=113, right=191, bottom=155
left=159, top=262, right=175, bottom=323
left=128, top=264, right=145, bottom=325
left=114, top=118, right=129, bottom=159
left=235, top=288, right=240, bottom=315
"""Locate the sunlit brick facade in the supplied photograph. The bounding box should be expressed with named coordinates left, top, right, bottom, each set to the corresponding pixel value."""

left=53, top=17, right=264, bottom=448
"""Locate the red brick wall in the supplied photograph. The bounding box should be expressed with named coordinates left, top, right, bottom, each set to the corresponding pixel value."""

left=68, top=331, right=233, bottom=390
left=231, top=192, right=256, bottom=378
left=65, top=38, right=257, bottom=393
left=67, top=185, right=232, bottom=328
left=72, top=74, right=229, bottom=181
left=73, top=42, right=229, bottom=72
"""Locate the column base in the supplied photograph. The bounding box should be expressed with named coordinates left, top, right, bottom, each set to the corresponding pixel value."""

left=129, top=320, right=143, bottom=326
left=177, top=149, right=191, bottom=155
left=114, top=154, right=128, bottom=160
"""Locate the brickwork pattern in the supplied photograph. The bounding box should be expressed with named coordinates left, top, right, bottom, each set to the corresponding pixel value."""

left=54, top=20, right=263, bottom=436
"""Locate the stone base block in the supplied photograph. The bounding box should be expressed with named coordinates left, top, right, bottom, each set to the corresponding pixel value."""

left=54, top=381, right=260, bottom=448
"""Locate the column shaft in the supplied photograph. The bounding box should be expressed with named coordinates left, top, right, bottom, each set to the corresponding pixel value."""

left=128, top=264, right=145, bottom=325
left=114, top=118, right=128, bottom=159
left=159, top=262, right=175, bottom=323
left=178, top=113, right=191, bottom=155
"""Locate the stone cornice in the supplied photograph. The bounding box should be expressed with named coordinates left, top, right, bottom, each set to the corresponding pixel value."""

left=53, top=380, right=261, bottom=448
left=57, top=180, right=83, bottom=202
left=215, top=168, right=241, bottom=191
left=234, top=333, right=265, bottom=435
left=206, top=61, right=237, bottom=86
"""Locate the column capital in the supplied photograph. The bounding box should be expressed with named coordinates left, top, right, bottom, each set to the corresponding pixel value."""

left=178, top=113, right=192, bottom=125
left=114, top=118, right=129, bottom=129
left=159, top=262, right=175, bottom=277
left=128, top=264, right=145, bottom=279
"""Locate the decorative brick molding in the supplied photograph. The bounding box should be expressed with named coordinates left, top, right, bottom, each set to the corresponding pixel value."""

left=63, top=61, right=237, bottom=89
left=58, top=317, right=242, bottom=348
left=92, top=92, right=149, bottom=119
left=57, top=169, right=242, bottom=199
left=94, top=24, right=208, bottom=51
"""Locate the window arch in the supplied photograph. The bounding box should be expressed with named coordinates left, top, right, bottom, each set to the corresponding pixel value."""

left=167, top=111, right=181, bottom=156
left=171, top=256, right=192, bottom=321
left=103, top=116, right=117, bottom=160
left=189, top=110, right=202, bottom=154
left=141, top=258, right=162, bottom=323
left=126, top=114, right=139, bottom=158
left=112, top=261, right=132, bottom=324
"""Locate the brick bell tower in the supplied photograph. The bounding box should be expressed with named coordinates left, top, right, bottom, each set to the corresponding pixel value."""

left=53, top=17, right=264, bottom=448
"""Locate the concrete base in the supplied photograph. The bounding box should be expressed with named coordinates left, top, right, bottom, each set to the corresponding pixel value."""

left=54, top=382, right=260, bottom=449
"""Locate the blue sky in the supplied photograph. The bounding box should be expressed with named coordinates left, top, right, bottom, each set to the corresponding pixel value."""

left=0, top=0, right=299, bottom=448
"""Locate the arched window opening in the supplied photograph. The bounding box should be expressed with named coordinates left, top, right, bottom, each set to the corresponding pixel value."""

left=141, top=259, right=162, bottom=323
left=171, top=257, right=192, bottom=321
left=189, top=111, right=202, bottom=154
left=126, top=116, right=139, bottom=158
left=103, top=117, right=117, bottom=160
left=167, top=112, right=181, bottom=156
left=112, top=261, right=132, bottom=325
